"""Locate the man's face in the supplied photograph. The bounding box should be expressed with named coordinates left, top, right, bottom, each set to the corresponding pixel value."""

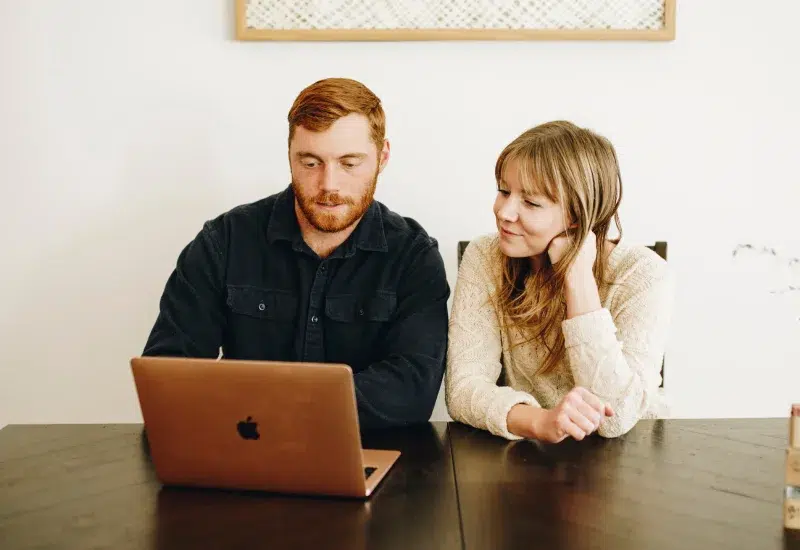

left=289, top=113, right=389, bottom=233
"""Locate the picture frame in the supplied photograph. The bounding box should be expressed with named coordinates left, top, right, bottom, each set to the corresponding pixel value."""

left=234, top=0, right=676, bottom=42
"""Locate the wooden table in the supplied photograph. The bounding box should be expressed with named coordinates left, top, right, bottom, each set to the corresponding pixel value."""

left=2, top=419, right=799, bottom=549
left=0, top=422, right=461, bottom=550
left=450, top=418, right=799, bottom=550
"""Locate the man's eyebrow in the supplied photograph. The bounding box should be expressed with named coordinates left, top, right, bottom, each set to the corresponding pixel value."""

left=295, top=152, right=368, bottom=160
left=294, top=151, right=322, bottom=160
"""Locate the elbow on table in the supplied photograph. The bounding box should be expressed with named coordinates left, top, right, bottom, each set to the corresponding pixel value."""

left=597, top=414, right=640, bottom=439
left=596, top=387, right=670, bottom=439
left=443, top=377, right=475, bottom=426
left=399, top=382, right=446, bottom=426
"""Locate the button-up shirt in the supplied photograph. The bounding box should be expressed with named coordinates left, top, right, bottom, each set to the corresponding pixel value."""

left=142, top=185, right=450, bottom=429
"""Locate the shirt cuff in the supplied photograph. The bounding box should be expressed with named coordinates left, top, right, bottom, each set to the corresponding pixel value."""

left=487, top=389, right=541, bottom=441
left=562, top=308, right=618, bottom=349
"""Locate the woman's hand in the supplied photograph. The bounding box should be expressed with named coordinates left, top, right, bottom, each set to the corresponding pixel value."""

left=547, top=230, right=597, bottom=284
left=508, top=387, right=614, bottom=443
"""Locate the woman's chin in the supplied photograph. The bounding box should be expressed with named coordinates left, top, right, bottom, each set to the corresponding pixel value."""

left=498, top=238, right=534, bottom=258
left=499, top=237, right=553, bottom=259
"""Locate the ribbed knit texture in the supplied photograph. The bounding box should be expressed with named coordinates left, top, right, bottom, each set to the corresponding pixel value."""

left=445, top=233, right=675, bottom=440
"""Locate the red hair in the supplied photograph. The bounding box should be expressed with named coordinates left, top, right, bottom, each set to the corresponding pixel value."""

left=288, top=78, right=385, bottom=151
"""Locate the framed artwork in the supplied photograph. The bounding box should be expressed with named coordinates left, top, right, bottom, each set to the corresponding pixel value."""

left=235, top=0, right=676, bottom=41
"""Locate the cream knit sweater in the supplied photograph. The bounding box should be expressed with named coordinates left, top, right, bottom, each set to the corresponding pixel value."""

left=444, top=234, right=675, bottom=440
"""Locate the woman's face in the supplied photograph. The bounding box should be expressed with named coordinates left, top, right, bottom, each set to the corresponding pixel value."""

left=494, top=158, right=568, bottom=259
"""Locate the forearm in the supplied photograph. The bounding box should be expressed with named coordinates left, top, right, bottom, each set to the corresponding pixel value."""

left=564, top=270, right=602, bottom=319
left=354, top=352, right=443, bottom=430
left=353, top=239, right=450, bottom=430
left=564, top=309, right=636, bottom=398
left=563, top=310, right=660, bottom=438
left=446, top=369, right=541, bottom=440
left=561, top=252, right=674, bottom=438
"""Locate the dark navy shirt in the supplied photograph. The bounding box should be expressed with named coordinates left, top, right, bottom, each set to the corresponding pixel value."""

left=142, top=185, right=450, bottom=430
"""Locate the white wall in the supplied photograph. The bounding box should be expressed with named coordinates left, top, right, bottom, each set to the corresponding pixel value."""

left=2, top=1, right=799, bottom=428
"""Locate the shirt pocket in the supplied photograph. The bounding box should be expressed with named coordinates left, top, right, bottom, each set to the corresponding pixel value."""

left=226, top=285, right=297, bottom=321
left=324, top=290, right=397, bottom=323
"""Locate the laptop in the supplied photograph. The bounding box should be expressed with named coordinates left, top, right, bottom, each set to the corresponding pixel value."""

left=130, top=356, right=401, bottom=498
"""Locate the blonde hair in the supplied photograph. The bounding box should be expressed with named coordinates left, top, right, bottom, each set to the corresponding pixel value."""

left=494, top=121, right=623, bottom=375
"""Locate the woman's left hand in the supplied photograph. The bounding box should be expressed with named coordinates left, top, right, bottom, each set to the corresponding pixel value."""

left=548, top=230, right=597, bottom=283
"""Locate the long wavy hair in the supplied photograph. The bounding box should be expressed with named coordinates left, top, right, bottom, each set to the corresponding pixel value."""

left=495, top=121, right=623, bottom=375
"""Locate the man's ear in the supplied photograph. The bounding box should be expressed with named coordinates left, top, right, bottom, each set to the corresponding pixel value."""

left=378, top=139, right=390, bottom=172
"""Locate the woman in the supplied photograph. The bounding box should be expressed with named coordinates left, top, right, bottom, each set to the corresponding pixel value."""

left=445, top=121, right=675, bottom=442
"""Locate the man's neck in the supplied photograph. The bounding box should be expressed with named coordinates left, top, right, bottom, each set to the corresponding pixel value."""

left=294, top=202, right=360, bottom=259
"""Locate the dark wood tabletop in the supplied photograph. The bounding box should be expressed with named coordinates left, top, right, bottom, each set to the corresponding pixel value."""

left=0, top=422, right=461, bottom=550
left=449, top=418, right=800, bottom=550
left=3, top=418, right=800, bottom=550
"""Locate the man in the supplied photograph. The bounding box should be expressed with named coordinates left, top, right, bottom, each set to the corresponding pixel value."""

left=142, top=78, right=450, bottom=430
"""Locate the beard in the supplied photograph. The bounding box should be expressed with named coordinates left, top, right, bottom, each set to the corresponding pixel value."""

left=292, top=169, right=378, bottom=233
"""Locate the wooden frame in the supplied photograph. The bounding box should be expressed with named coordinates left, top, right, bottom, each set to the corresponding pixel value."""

left=235, top=0, right=676, bottom=42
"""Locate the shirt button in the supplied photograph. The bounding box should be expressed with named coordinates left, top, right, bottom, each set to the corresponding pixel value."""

left=320, top=264, right=327, bottom=272
left=358, top=308, right=364, bottom=316
left=311, top=315, right=319, bottom=323
left=258, top=302, right=266, bottom=311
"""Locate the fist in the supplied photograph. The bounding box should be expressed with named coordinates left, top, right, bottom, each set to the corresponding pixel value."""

left=533, top=387, right=614, bottom=443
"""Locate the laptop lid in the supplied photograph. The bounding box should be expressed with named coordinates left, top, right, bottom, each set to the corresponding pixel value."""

left=130, top=356, right=371, bottom=497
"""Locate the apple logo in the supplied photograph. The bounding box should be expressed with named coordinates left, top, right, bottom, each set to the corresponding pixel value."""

left=236, top=416, right=260, bottom=440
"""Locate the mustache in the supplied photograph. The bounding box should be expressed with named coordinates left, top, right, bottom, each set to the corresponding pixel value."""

left=313, top=191, right=355, bottom=206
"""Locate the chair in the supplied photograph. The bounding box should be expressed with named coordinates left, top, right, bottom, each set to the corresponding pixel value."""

left=457, top=240, right=667, bottom=266
left=456, top=240, right=667, bottom=387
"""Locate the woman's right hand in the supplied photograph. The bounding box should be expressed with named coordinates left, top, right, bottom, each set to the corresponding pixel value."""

left=508, top=387, right=614, bottom=443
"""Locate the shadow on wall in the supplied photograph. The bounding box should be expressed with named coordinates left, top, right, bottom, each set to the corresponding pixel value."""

left=1, top=131, right=228, bottom=424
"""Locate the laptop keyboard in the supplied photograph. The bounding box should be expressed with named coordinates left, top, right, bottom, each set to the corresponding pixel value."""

left=364, top=467, right=377, bottom=479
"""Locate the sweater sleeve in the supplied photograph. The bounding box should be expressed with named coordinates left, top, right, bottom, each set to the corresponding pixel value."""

left=562, top=255, right=675, bottom=438
left=445, top=239, right=541, bottom=440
